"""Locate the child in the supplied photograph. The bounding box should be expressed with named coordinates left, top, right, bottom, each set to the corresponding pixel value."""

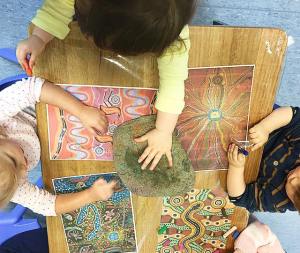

left=233, top=218, right=285, bottom=253
left=227, top=106, right=300, bottom=213
left=16, top=0, right=196, bottom=171
left=0, top=77, right=116, bottom=216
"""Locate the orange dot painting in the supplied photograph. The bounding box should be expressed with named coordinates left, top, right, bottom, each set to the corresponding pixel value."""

left=47, top=85, right=157, bottom=161
left=177, top=65, right=254, bottom=171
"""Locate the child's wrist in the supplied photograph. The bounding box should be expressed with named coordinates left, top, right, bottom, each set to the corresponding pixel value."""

left=86, top=187, right=98, bottom=202
left=258, top=119, right=272, bottom=134
left=30, top=34, right=47, bottom=46
left=228, top=164, right=245, bottom=172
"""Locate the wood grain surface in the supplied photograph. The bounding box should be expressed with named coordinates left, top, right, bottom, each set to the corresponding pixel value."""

left=34, top=23, right=287, bottom=252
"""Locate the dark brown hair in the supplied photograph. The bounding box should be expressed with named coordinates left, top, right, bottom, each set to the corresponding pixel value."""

left=75, top=0, right=196, bottom=56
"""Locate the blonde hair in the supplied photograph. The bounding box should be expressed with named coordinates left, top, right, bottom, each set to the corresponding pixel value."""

left=0, top=127, right=23, bottom=208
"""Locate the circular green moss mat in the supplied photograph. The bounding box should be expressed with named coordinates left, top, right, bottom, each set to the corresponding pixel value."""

left=113, top=115, right=195, bottom=197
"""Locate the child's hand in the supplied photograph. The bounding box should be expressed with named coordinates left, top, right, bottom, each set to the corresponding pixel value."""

left=89, top=178, right=117, bottom=201
left=135, top=128, right=173, bottom=171
left=78, top=105, right=108, bottom=135
left=228, top=143, right=246, bottom=169
left=16, top=35, right=46, bottom=70
left=249, top=123, right=269, bottom=151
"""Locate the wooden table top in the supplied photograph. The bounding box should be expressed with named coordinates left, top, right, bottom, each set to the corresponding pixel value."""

left=34, top=23, right=287, bottom=252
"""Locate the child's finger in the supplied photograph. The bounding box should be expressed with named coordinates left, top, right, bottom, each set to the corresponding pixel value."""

left=135, top=134, right=148, bottom=143
left=237, top=152, right=245, bottom=161
left=149, top=152, right=163, bottom=171
left=16, top=48, right=28, bottom=68
left=138, top=146, right=151, bottom=163
left=233, top=145, right=238, bottom=158
left=249, top=126, right=257, bottom=133
left=251, top=143, right=262, bottom=151
left=166, top=151, right=173, bottom=167
left=95, top=178, right=106, bottom=185
left=141, top=151, right=156, bottom=170
left=249, top=132, right=258, bottom=138
left=88, top=127, right=98, bottom=136
left=29, top=53, right=36, bottom=70
left=108, top=180, right=117, bottom=188
left=251, top=138, right=260, bottom=144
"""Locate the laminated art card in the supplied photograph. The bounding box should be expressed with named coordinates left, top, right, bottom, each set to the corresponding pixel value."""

left=47, top=85, right=157, bottom=160
left=177, top=65, right=254, bottom=171
left=156, top=188, right=235, bottom=253
left=53, top=173, right=137, bottom=253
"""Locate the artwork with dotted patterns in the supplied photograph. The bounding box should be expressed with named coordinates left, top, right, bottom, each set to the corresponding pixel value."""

left=156, top=188, right=235, bottom=253
left=177, top=65, right=254, bottom=171
left=53, top=172, right=137, bottom=253
left=47, top=85, right=157, bottom=160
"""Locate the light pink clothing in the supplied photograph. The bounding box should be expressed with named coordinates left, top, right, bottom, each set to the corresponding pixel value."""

left=0, top=77, right=56, bottom=216
left=234, top=221, right=285, bottom=253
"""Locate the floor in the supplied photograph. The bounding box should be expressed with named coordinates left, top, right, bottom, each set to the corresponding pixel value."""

left=0, top=0, right=299, bottom=252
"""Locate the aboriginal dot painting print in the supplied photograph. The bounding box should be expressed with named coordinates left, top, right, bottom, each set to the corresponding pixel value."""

left=47, top=85, right=157, bottom=160
left=177, top=65, right=254, bottom=171
left=53, top=173, right=137, bottom=253
left=156, top=188, right=235, bottom=253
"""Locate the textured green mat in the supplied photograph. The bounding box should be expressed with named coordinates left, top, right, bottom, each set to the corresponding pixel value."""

left=113, top=115, right=195, bottom=197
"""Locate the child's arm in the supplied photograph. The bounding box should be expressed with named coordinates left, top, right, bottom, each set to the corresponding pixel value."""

left=55, top=179, right=116, bottom=214
left=16, top=0, right=74, bottom=69
left=135, top=111, right=177, bottom=170
left=40, top=81, right=107, bottom=134
left=135, top=26, right=190, bottom=170
left=11, top=178, right=116, bottom=216
left=0, top=77, right=45, bottom=122
left=249, top=107, right=293, bottom=151
left=227, top=144, right=247, bottom=197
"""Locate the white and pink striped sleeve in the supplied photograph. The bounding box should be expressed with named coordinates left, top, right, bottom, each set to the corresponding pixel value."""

left=11, top=180, right=57, bottom=216
left=0, top=77, right=45, bottom=122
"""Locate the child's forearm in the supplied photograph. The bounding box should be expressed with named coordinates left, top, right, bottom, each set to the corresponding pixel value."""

left=55, top=188, right=96, bottom=215
left=32, top=25, right=54, bottom=44
left=227, top=167, right=246, bottom=197
left=259, top=107, right=293, bottom=133
left=156, top=110, right=179, bottom=133
left=40, top=81, right=85, bottom=117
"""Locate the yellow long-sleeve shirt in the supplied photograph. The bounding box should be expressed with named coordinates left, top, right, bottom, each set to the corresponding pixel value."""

left=32, top=0, right=190, bottom=114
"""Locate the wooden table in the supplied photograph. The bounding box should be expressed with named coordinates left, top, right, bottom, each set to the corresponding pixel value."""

left=34, top=23, right=287, bottom=252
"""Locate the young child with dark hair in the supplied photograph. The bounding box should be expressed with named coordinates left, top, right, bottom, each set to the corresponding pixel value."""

left=0, top=77, right=116, bottom=216
left=16, top=0, right=197, bottom=171
left=227, top=106, right=300, bottom=212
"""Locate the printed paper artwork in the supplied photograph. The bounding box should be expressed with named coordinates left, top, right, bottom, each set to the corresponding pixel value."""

left=177, top=65, right=254, bottom=171
left=156, top=188, right=235, bottom=253
left=53, top=172, right=137, bottom=253
left=47, top=85, right=156, bottom=160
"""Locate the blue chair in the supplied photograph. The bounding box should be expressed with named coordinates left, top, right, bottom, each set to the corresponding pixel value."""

left=0, top=178, right=43, bottom=245
left=0, top=48, right=43, bottom=245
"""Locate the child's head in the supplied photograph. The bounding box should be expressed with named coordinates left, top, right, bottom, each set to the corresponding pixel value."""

left=75, top=0, right=196, bottom=56
left=285, top=165, right=300, bottom=212
left=0, top=138, right=27, bottom=208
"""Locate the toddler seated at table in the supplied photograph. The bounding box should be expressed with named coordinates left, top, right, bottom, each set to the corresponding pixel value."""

left=227, top=106, right=300, bottom=212
left=17, top=0, right=196, bottom=171
left=0, top=77, right=116, bottom=216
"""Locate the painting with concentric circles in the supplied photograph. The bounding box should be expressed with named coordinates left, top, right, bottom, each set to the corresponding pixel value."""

left=156, top=188, right=235, bottom=253
left=53, top=173, right=137, bottom=253
left=177, top=65, right=254, bottom=171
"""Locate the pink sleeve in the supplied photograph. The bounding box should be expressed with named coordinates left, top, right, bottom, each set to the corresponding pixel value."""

left=11, top=180, right=57, bottom=216
left=0, top=77, right=45, bottom=122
